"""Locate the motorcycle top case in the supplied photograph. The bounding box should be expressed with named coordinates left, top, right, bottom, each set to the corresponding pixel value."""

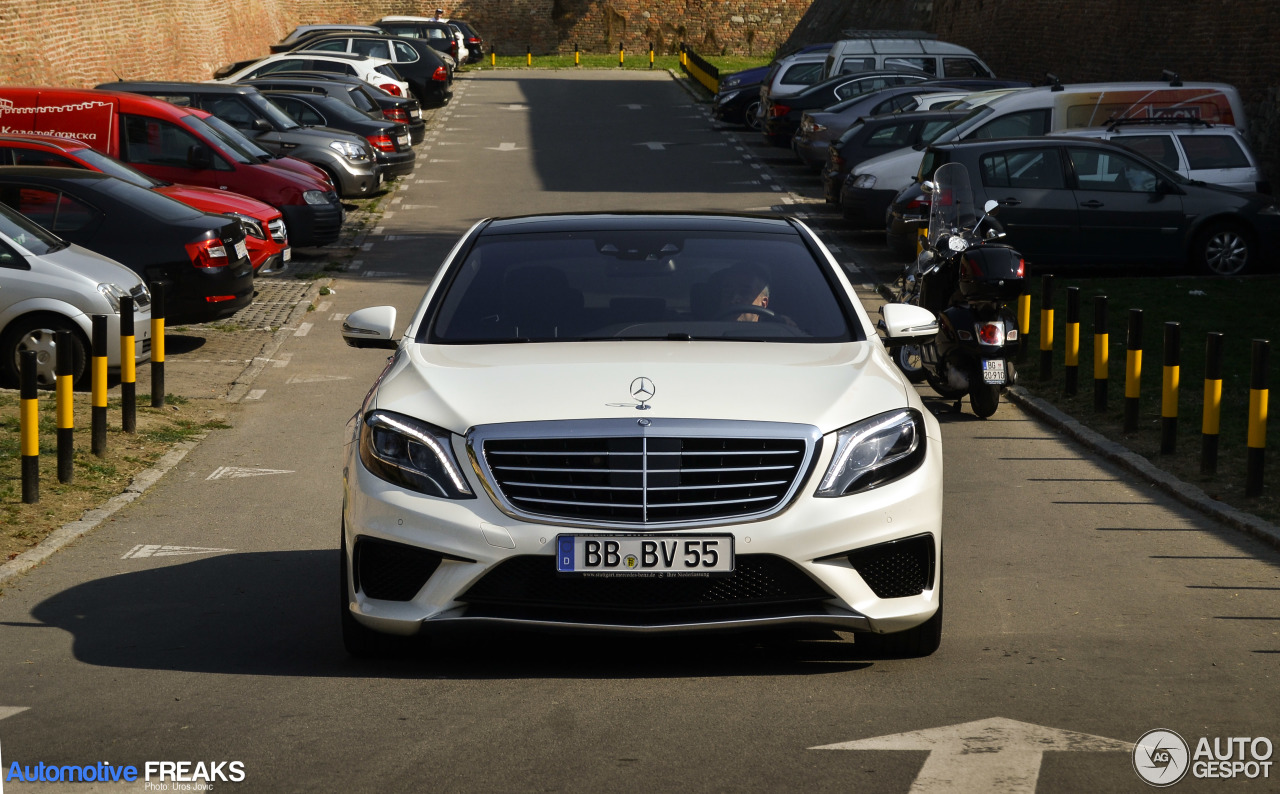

left=958, top=245, right=1025, bottom=300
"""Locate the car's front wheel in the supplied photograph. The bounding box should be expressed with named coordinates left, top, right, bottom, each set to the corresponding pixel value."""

left=1193, top=221, right=1254, bottom=276
left=1, top=314, right=87, bottom=389
left=743, top=100, right=762, bottom=131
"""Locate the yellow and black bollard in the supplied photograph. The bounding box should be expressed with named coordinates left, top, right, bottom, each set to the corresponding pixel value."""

left=1039, top=274, right=1054, bottom=380
left=1161, top=322, right=1180, bottom=454
left=120, top=296, right=136, bottom=433
left=1246, top=339, right=1269, bottom=497
left=574, top=43, right=580, bottom=66
left=1093, top=295, right=1109, bottom=412
left=526, top=45, right=532, bottom=67
left=649, top=42, right=655, bottom=69
left=55, top=330, right=74, bottom=483
left=491, top=51, right=495, bottom=67
left=1124, top=309, right=1143, bottom=433
left=151, top=282, right=165, bottom=408
left=1201, top=332, right=1224, bottom=475
left=1064, top=286, right=1080, bottom=395
left=619, top=42, right=625, bottom=66
left=91, top=314, right=108, bottom=455
left=20, top=350, right=39, bottom=504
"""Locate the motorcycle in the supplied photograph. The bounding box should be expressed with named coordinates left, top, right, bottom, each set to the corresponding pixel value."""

left=888, top=162, right=1025, bottom=418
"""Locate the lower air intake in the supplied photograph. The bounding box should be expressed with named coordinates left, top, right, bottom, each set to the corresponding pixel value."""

left=847, top=533, right=935, bottom=599
left=353, top=537, right=443, bottom=601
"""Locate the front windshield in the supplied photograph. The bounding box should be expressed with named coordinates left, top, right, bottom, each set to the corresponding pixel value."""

left=0, top=202, right=65, bottom=255
left=195, top=115, right=268, bottom=161
left=73, top=148, right=161, bottom=188
left=427, top=230, right=857, bottom=344
left=929, top=106, right=991, bottom=144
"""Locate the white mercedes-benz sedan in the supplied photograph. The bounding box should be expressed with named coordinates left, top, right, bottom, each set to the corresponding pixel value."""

left=340, top=213, right=944, bottom=656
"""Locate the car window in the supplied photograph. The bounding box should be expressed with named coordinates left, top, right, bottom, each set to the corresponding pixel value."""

left=780, top=62, right=823, bottom=86
left=1179, top=135, right=1250, bottom=169
left=4, top=149, right=81, bottom=168
left=885, top=57, right=934, bottom=74
left=0, top=202, right=63, bottom=255
left=309, top=40, right=350, bottom=53
left=1113, top=134, right=1180, bottom=171
left=942, top=58, right=985, bottom=78
left=375, top=64, right=405, bottom=81
left=980, top=148, right=1066, bottom=189
left=270, top=95, right=326, bottom=126
left=0, top=236, right=25, bottom=268
left=120, top=114, right=211, bottom=169
left=873, top=95, right=918, bottom=115
left=202, top=96, right=261, bottom=130
left=866, top=122, right=918, bottom=148
left=971, top=109, right=1050, bottom=139
left=351, top=40, right=392, bottom=59
left=346, top=87, right=378, bottom=112
left=392, top=41, right=420, bottom=62
left=0, top=187, right=101, bottom=234
left=65, top=148, right=160, bottom=188
left=427, top=231, right=856, bottom=344
left=250, top=60, right=308, bottom=77
left=1069, top=148, right=1159, bottom=192
left=380, top=25, right=421, bottom=39
left=837, top=57, right=874, bottom=74
left=920, top=119, right=956, bottom=143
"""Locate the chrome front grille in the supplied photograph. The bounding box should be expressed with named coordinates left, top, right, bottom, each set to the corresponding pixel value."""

left=268, top=217, right=288, bottom=244
left=471, top=419, right=819, bottom=527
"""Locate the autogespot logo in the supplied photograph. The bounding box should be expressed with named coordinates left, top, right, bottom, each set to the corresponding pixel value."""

left=1134, top=729, right=1190, bottom=787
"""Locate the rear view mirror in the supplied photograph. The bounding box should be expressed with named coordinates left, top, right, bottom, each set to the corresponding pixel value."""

left=252, top=118, right=273, bottom=132
left=343, top=306, right=399, bottom=349
left=186, top=144, right=213, bottom=170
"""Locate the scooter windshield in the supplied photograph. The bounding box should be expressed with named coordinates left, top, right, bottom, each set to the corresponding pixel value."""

left=927, top=162, right=977, bottom=249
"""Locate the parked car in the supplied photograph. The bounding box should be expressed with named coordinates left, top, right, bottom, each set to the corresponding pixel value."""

left=271, top=24, right=384, bottom=53
left=0, top=132, right=289, bottom=274
left=1053, top=119, right=1269, bottom=193
left=0, top=87, right=342, bottom=247
left=442, top=18, right=486, bottom=63
left=821, top=36, right=996, bottom=81
left=240, top=72, right=426, bottom=144
left=712, top=43, right=833, bottom=130
left=216, top=52, right=413, bottom=99
left=337, top=212, right=944, bottom=657
left=290, top=34, right=453, bottom=107
left=820, top=109, right=966, bottom=202
left=374, top=17, right=460, bottom=66
left=760, top=69, right=933, bottom=145
left=261, top=91, right=414, bottom=179
left=98, top=81, right=383, bottom=198
left=885, top=137, right=1280, bottom=275
left=0, top=168, right=256, bottom=322
left=0, top=201, right=151, bottom=388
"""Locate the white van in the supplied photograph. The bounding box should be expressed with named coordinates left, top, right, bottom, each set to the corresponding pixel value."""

left=823, top=38, right=995, bottom=81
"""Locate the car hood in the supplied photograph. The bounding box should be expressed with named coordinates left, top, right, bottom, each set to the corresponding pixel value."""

left=39, top=243, right=144, bottom=288
left=371, top=341, right=911, bottom=436
left=154, top=184, right=279, bottom=220
left=852, top=146, right=925, bottom=187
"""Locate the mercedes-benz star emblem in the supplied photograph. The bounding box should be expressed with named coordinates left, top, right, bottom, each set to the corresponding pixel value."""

left=630, top=377, right=656, bottom=410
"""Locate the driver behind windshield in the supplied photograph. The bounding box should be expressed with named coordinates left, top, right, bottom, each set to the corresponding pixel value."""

left=709, top=263, right=772, bottom=322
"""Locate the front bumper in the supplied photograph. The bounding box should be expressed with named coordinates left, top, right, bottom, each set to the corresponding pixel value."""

left=375, top=149, right=416, bottom=179
left=341, top=424, right=943, bottom=637
left=280, top=200, right=343, bottom=248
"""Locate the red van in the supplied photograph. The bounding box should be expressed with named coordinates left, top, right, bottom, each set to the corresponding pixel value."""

left=0, top=87, right=343, bottom=246
left=0, top=132, right=291, bottom=273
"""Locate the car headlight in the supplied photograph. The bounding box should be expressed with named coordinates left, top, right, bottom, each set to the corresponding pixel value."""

left=303, top=190, right=329, bottom=205
left=359, top=410, right=474, bottom=499
left=227, top=212, right=266, bottom=240
left=718, top=89, right=740, bottom=102
left=96, top=283, right=129, bottom=312
left=816, top=409, right=926, bottom=497
left=329, top=140, right=370, bottom=161
left=852, top=173, right=878, bottom=190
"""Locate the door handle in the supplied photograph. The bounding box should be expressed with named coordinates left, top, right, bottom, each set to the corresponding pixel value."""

left=1081, top=200, right=1105, bottom=208
left=1001, top=197, right=1022, bottom=206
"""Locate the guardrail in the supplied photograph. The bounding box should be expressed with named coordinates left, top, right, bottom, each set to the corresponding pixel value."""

left=679, top=44, right=720, bottom=93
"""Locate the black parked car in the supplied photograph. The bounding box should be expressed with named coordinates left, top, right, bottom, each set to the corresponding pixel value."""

left=760, top=69, right=932, bottom=145
left=241, top=73, right=426, bottom=144
left=288, top=34, right=453, bottom=108
left=0, top=168, right=255, bottom=323
left=374, top=18, right=460, bottom=66
left=262, top=91, right=414, bottom=179
left=446, top=19, right=486, bottom=63
left=98, top=81, right=382, bottom=198
left=820, top=109, right=967, bottom=202
left=884, top=137, right=1280, bottom=275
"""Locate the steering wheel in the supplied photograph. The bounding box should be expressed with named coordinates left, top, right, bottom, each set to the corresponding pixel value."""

left=716, top=304, right=777, bottom=321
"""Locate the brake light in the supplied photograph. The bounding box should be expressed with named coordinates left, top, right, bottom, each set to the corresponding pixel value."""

left=383, top=108, right=409, bottom=123
left=432, top=66, right=448, bottom=82
left=1017, top=258, right=1026, bottom=278
left=772, top=103, right=791, bottom=117
left=977, top=323, right=1005, bottom=346
left=185, top=238, right=228, bottom=269
left=467, top=37, right=480, bottom=44
left=367, top=133, right=396, bottom=153
left=906, top=198, right=930, bottom=211
left=381, top=83, right=402, bottom=96
left=205, top=295, right=236, bottom=303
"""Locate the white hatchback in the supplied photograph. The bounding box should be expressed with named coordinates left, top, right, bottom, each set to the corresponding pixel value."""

left=339, top=213, right=945, bottom=657
left=216, top=52, right=412, bottom=99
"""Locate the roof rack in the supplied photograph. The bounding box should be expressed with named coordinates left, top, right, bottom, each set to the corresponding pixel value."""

left=838, top=29, right=937, bottom=40
left=1103, top=116, right=1214, bottom=131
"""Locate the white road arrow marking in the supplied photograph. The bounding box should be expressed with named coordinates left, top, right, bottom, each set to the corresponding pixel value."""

left=286, top=374, right=352, bottom=384
left=206, top=467, right=295, bottom=481
left=636, top=142, right=673, bottom=151
left=0, top=706, right=28, bottom=721
left=122, top=545, right=235, bottom=559
left=811, top=717, right=1133, bottom=793
left=486, top=142, right=524, bottom=151
left=503, top=104, right=528, bottom=111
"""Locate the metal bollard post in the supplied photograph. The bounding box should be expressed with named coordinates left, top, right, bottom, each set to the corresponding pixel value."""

left=1017, top=288, right=1031, bottom=363
left=1161, top=322, right=1180, bottom=454
left=527, top=45, right=532, bottom=67
left=619, top=42, right=625, bottom=66
left=20, top=350, right=38, bottom=504
left=120, top=296, right=136, bottom=433
left=1124, top=309, right=1143, bottom=433
left=1246, top=339, right=1269, bottom=497
left=649, top=42, right=654, bottom=69
left=91, top=314, right=108, bottom=456
left=1201, top=332, right=1224, bottom=476
left=1093, top=295, right=1109, bottom=412
left=491, top=51, right=495, bottom=67
left=150, top=283, right=165, bottom=408
left=55, top=330, right=74, bottom=483
left=1039, top=274, right=1054, bottom=380
left=1064, top=286, right=1080, bottom=396
left=574, top=42, right=580, bottom=67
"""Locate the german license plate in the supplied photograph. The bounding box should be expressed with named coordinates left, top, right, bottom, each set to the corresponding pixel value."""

left=982, top=359, right=1007, bottom=385
left=556, top=535, right=734, bottom=576
left=397, top=135, right=409, bottom=147
left=411, top=109, right=420, bottom=119
left=234, top=240, right=248, bottom=261
left=282, top=247, right=291, bottom=262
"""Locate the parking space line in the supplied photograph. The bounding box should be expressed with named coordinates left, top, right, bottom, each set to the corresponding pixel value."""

left=294, top=323, right=312, bottom=337
left=244, top=389, right=266, bottom=401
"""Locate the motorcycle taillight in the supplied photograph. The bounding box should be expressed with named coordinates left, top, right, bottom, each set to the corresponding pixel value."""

left=976, top=322, right=1005, bottom=346
left=964, top=255, right=982, bottom=276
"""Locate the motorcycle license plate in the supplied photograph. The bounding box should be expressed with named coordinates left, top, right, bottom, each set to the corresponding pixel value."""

left=982, top=359, right=1007, bottom=385
left=556, top=535, right=733, bottom=576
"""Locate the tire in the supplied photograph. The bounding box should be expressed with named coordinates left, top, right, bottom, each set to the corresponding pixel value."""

left=925, top=369, right=967, bottom=400
left=1, top=314, right=88, bottom=390
left=742, top=100, right=762, bottom=132
left=970, top=383, right=1001, bottom=418
left=339, top=531, right=410, bottom=658
left=857, top=567, right=943, bottom=659
left=894, top=344, right=928, bottom=383
left=1193, top=222, right=1254, bottom=276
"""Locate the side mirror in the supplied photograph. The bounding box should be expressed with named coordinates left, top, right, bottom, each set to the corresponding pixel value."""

left=187, top=144, right=213, bottom=170
left=879, top=303, right=938, bottom=346
left=920, top=180, right=935, bottom=196
left=252, top=117, right=273, bottom=132
left=342, top=306, right=399, bottom=349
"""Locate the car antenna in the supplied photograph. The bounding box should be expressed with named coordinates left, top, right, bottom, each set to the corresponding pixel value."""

left=1162, top=69, right=1183, bottom=86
